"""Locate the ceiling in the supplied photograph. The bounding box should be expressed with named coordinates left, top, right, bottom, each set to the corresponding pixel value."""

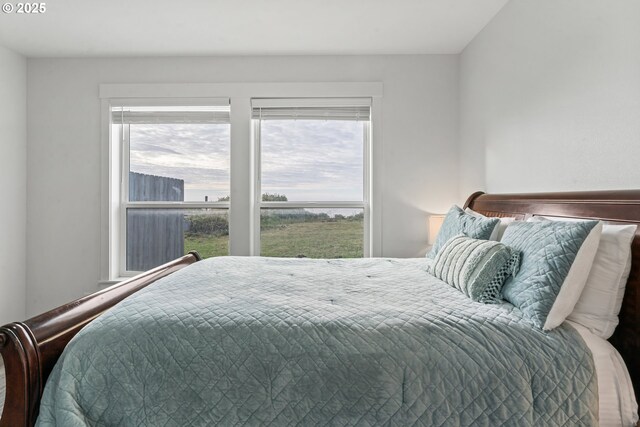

left=0, top=0, right=508, bottom=57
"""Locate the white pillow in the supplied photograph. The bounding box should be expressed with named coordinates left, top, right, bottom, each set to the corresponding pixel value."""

left=529, top=216, right=636, bottom=336
left=464, top=208, right=515, bottom=241
left=543, top=221, right=602, bottom=330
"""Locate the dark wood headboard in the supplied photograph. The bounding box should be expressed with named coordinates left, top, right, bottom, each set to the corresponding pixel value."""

left=464, top=190, right=640, bottom=405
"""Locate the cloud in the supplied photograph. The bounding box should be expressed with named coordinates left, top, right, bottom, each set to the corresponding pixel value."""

left=128, top=119, right=364, bottom=202
left=129, top=124, right=230, bottom=200
left=260, top=120, right=364, bottom=201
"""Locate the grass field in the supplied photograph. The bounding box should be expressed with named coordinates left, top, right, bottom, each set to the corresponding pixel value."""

left=184, top=217, right=363, bottom=258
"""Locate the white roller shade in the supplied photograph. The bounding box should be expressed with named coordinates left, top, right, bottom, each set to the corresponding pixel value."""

left=252, top=98, right=371, bottom=121
left=112, top=104, right=230, bottom=125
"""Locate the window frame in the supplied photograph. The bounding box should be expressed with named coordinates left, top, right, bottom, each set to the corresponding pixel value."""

left=252, top=101, right=371, bottom=257
left=99, top=83, right=383, bottom=285
left=111, top=98, right=231, bottom=277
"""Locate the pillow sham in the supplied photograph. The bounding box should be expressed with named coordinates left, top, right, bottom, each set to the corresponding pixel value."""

left=429, top=234, right=520, bottom=303
left=500, top=220, right=601, bottom=330
left=529, top=215, right=636, bottom=338
left=427, top=205, right=499, bottom=259
left=464, top=208, right=516, bottom=241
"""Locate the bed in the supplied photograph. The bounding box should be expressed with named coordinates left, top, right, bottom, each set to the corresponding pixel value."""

left=1, top=190, right=639, bottom=426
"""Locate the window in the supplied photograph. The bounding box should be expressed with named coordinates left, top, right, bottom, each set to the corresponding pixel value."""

left=252, top=98, right=371, bottom=258
left=111, top=102, right=230, bottom=275
left=102, top=83, right=382, bottom=282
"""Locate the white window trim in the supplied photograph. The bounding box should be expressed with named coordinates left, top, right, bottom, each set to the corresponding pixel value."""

left=252, top=100, right=371, bottom=256
left=115, top=102, right=231, bottom=277
left=99, top=82, right=383, bottom=287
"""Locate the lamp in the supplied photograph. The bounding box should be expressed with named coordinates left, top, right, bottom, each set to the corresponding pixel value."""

left=427, top=214, right=446, bottom=246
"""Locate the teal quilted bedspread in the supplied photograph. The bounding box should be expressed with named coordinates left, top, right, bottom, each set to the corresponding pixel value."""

left=36, top=257, right=597, bottom=426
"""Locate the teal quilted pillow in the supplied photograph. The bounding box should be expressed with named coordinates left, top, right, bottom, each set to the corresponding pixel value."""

left=429, top=235, right=520, bottom=303
left=500, top=220, right=599, bottom=328
left=427, top=206, right=499, bottom=259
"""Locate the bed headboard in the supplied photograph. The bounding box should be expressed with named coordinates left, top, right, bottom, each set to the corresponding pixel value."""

left=464, top=190, right=640, bottom=405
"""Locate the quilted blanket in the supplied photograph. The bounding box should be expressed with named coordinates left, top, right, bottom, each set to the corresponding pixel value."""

left=37, top=257, right=598, bottom=426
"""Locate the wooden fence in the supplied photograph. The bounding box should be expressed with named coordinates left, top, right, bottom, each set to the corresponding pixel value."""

left=129, top=172, right=184, bottom=202
left=127, top=172, right=185, bottom=271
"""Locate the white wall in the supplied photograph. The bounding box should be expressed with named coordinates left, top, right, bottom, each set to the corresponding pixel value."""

left=0, top=46, right=27, bottom=324
left=27, top=55, right=459, bottom=315
left=460, top=0, right=640, bottom=198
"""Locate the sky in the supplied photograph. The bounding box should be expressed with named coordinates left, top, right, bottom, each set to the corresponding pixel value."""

left=126, top=119, right=364, bottom=203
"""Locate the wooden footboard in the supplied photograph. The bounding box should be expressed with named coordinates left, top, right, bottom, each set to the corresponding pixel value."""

left=0, top=252, right=201, bottom=427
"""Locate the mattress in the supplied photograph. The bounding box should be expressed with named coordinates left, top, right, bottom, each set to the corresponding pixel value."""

left=36, top=256, right=599, bottom=426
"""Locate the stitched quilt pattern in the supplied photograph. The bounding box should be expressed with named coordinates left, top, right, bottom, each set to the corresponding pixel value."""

left=36, top=257, right=597, bottom=426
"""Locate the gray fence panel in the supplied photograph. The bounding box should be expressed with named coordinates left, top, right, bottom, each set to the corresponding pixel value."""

left=126, top=210, right=185, bottom=271
left=129, top=172, right=184, bottom=202
left=127, top=172, right=185, bottom=270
